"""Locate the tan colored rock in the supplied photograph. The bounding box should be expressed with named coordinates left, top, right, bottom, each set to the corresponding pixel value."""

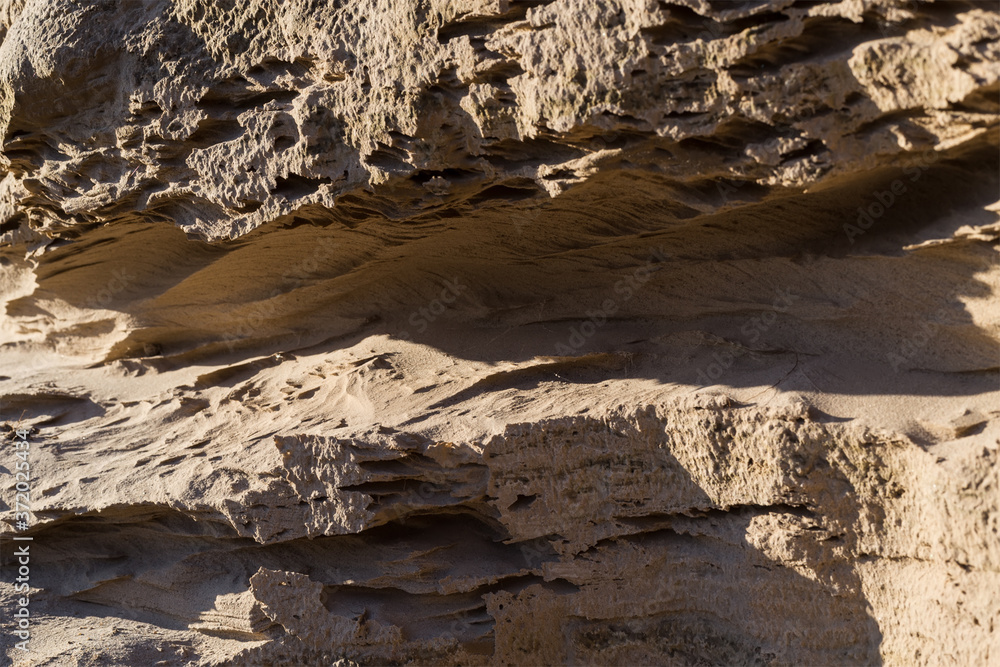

left=1, top=0, right=998, bottom=665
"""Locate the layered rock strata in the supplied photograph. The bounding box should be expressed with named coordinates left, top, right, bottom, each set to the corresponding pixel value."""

left=1, top=0, right=999, bottom=665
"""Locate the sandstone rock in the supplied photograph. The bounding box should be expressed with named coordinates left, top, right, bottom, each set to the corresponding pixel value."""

left=1, top=1, right=998, bottom=665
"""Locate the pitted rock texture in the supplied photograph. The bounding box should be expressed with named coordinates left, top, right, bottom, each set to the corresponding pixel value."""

left=1, top=1, right=999, bottom=665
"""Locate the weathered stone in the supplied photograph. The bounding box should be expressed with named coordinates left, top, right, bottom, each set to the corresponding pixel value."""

left=1, top=1, right=998, bottom=665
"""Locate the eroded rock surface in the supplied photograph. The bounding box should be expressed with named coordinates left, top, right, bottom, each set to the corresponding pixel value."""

left=1, top=0, right=998, bottom=665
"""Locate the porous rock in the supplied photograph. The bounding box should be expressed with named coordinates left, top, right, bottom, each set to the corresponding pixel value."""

left=1, top=1, right=998, bottom=665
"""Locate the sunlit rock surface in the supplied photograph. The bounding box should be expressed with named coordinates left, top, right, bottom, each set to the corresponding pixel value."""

left=1, top=1, right=998, bottom=665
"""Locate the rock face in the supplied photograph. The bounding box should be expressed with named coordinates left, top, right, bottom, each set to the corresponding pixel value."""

left=1, top=0, right=998, bottom=664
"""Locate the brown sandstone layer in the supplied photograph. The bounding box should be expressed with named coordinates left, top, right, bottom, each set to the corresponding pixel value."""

left=1, top=1, right=998, bottom=665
